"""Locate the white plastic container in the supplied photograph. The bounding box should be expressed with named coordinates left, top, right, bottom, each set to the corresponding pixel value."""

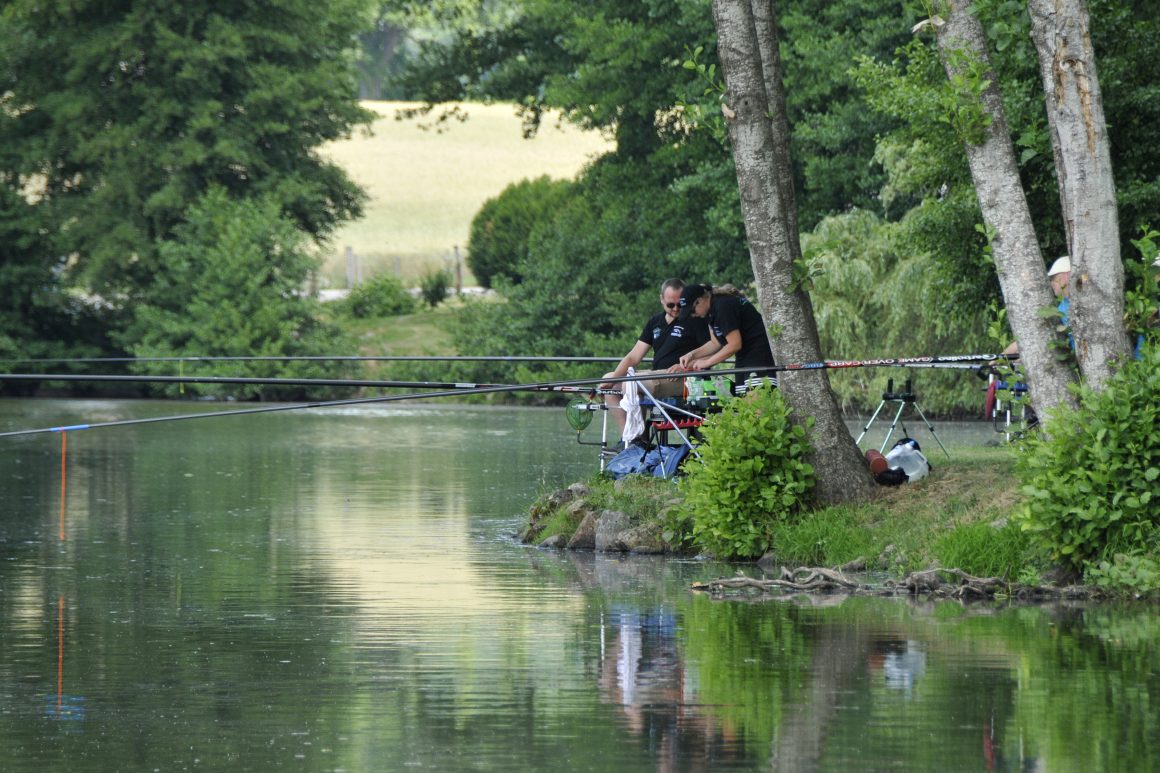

left=884, top=439, right=930, bottom=482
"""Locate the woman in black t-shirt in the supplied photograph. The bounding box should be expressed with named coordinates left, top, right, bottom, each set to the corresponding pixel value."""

left=675, top=284, right=775, bottom=372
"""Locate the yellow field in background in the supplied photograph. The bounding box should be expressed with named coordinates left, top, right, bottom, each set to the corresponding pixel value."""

left=319, top=101, right=611, bottom=287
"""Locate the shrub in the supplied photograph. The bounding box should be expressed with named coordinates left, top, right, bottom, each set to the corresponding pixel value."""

left=677, top=385, right=815, bottom=559
left=466, top=176, right=573, bottom=288
left=1015, top=344, right=1160, bottom=572
left=1085, top=554, right=1160, bottom=597
left=119, top=188, right=358, bottom=400
left=341, top=272, right=416, bottom=318
left=418, top=268, right=452, bottom=308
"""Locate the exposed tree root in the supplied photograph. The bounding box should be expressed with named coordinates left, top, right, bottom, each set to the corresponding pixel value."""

left=693, top=565, right=1108, bottom=602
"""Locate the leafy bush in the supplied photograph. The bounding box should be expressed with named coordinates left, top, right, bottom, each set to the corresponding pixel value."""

left=677, top=385, right=815, bottom=559
left=118, top=188, right=357, bottom=400
left=341, top=272, right=416, bottom=318
left=1085, top=554, right=1160, bottom=597
left=1015, top=344, right=1160, bottom=571
left=467, top=176, right=573, bottom=288
left=419, top=268, right=452, bottom=308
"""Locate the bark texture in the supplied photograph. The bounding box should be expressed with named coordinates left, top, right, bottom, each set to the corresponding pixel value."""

left=712, top=0, right=875, bottom=505
left=1028, top=0, right=1128, bottom=387
left=934, top=0, right=1079, bottom=418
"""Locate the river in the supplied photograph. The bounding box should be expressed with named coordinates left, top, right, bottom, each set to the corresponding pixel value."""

left=0, top=399, right=1155, bottom=771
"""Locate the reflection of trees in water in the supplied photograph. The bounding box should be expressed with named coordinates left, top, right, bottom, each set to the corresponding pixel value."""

left=524, top=551, right=1155, bottom=772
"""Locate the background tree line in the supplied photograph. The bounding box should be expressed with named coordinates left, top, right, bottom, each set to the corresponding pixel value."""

left=423, top=0, right=1159, bottom=415
left=2, top=0, right=1157, bottom=414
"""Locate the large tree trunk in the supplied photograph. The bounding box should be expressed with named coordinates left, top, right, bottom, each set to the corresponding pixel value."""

left=1028, top=0, right=1128, bottom=388
left=712, top=0, right=875, bottom=505
left=933, top=0, right=1079, bottom=418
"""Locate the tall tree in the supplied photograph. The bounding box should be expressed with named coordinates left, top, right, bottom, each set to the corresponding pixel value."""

left=931, top=0, right=1080, bottom=418
left=0, top=0, right=372, bottom=299
left=1027, top=0, right=1128, bottom=387
left=711, top=0, right=875, bottom=505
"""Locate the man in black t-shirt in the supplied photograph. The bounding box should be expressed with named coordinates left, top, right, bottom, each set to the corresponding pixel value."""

left=599, top=279, right=710, bottom=443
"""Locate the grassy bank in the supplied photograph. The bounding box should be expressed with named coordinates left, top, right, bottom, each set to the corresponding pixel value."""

left=526, top=447, right=1040, bottom=580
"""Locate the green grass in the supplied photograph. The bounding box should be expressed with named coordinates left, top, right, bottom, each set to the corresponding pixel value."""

left=319, top=101, right=611, bottom=287
left=332, top=296, right=464, bottom=356
left=526, top=447, right=1040, bottom=576
left=771, top=449, right=1040, bottom=575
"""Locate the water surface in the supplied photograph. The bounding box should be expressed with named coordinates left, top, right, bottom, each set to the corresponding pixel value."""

left=0, top=399, right=1155, bottom=771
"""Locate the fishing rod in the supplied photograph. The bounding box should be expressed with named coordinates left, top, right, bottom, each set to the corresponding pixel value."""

left=782, top=353, right=1016, bottom=371
left=0, top=367, right=782, bottom=439
left=0, top=353, right=1011, bottom=439
left=0, top=351, right=1013, bottom=368
left=0, top=373, right=625, bottom=390
left=0, top=354, right=625, bottom=365
left=0, top=352, right=1013, bottom=389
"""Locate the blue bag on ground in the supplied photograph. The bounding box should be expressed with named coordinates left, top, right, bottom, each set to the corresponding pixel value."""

left=606, top=445, right=649, bottom=478
left=606, top=444, right=690, bottom=479
left=646, top=445, right=690, bottom=478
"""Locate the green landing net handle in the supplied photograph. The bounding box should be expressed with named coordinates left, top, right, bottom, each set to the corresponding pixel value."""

left=565, top=398, right=594, bottom=432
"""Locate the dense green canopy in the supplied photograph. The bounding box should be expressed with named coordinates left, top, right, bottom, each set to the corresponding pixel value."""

left=1, top=0, right=373, bottom=290
left=0, top=0, right=374, bottom=374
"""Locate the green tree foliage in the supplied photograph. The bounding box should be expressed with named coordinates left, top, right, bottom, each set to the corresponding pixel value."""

left=676, top=385, right=816, bottom=559
left=397, top=0, right=714, bottom=157
left=778, top=1, right=919, bottom=228
left=467, top=176, right=573, bottom=288
left=119, top=188, right=356, bottom=401
left=802, top=208, right=993, bottom=415
left=0, top=187, right=115, bottom=383
left=1015, top=344, right=1159, bottom=574
left=852, top=0, right=1160, bottom=318
left=0, top=0, right=372, bottom=298
left=341, top=272, right=417, bottom=318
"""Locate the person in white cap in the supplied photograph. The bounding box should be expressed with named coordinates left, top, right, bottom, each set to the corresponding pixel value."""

left=1003, top=256, right=1070, bottom=355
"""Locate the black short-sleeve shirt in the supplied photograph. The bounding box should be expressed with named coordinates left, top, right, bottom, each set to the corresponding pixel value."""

left=638, top=312, right=711, bottom=370
left=708, top=295, right=775, bottom=369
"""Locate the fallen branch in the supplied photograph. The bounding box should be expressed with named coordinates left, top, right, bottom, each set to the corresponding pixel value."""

left=692, top=565, right=1111, bottom=602
left=692, top=566, right=869, bottom=596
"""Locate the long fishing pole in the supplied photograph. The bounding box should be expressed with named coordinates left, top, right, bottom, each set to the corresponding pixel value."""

left=0, top=354, right=625, bottom=365
left=782, top=353, right=1015, bottom=370
left=0, top=355, right=1011, bottom=440
left=0, top=351, right=1014, bottom=367
left=0, top=373, right=620, bottom=390
left=0, top=354, right=1008, bottom=390
left=0, top=367, right=780, bottom=439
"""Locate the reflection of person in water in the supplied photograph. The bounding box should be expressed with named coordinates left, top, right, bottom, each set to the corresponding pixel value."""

left=597, top=606, right=743, bottom=770
left=598, top=608, right=683, bottom=736
left=866, top=637, right=927, bottom=697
